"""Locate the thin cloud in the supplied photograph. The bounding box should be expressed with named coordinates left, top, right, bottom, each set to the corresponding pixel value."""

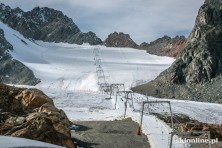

left=0, top=0, right=204, bottom=44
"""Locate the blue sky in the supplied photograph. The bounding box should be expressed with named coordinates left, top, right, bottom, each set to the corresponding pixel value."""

left=0, top=0, right=204, bottom=44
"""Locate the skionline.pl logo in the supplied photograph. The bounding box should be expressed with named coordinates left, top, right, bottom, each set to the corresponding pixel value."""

left=175, top=138, right=218, bottom=144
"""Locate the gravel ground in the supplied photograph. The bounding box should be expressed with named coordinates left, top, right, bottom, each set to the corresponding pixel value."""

left=71, top=118, right=150, bottom=148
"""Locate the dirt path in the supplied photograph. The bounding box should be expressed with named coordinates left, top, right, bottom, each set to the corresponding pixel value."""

left=71, top=118, right=150, bottom=148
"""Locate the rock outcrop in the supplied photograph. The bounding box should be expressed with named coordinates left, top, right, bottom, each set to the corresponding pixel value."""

left=155, top=113, right=222, bottom=140
left=140, top=35, right=187, bottom=57
left=0, top=3, right=102, bottom=45
left=104, top=32, right=138, bottom=48
left=0, top=28, right=39, bottom=85
left=133, top=0, right=222, bottom=103
left=0, top=83, right=75, bottom=148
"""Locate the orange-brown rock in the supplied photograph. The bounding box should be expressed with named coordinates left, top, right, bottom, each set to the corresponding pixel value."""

left=0, top=83, right=75, bottom=148
left=20, top=88, right=54, bottom=109
left=176, top=121, right=222, bottom=140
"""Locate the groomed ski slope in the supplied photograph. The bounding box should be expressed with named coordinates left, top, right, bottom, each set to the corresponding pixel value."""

left=1, top=21, right=222, bottom=148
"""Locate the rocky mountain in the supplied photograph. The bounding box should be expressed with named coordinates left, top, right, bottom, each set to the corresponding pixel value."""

left=104, top=32, right=186, bottom=57
left=0, top=28, right=39, bottom=85
left=104, top=32, right=138, bottom=48
left=0, top=3, right=102, bottom=45
left=140, top=35, right=187, bottom=57
left=0, top=83, right=75, bottom=147
left=0, top=3, right=102, bottom=85
left=133, top=0, right=222, bottom=103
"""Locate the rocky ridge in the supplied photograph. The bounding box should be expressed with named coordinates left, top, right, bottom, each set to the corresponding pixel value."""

left=0, top=3, right=102, bottom=45
left=0, top=83, right=75, bottom=148
left=0, top=28, right=39, bottom=85
left=0, top=3, right=187, bottom=55
left=140, top=35, right=187, bottom=57
left=104, top=32, right=186, bottom=57
left=104, top=32, right=138, bottom=48
left=133, top=0, right=222, bottom=103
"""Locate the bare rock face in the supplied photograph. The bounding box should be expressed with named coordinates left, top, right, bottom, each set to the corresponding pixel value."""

left=0, top=3, right=102, bottom=45
left=0, top=84, right=75, bottom=148
left=19, top=89, right=54, bottom=110
left=0, top=28, right=39, bottom=85
left=72, top=31, right=103, bottom=45
left=140, top=35, right=187, bottom=57
left=104, top=32, right=138, bottom=48
left=133, top=0, right=222, bottom=103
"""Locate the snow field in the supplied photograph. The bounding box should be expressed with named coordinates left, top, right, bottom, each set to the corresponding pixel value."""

left=1, top=21, right=222, bottom=148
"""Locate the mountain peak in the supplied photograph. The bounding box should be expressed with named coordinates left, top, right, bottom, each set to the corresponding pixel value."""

left=0, top=3, right=102, bottom=45
left=205, top=0, right=222, bottom=7
left=133, top=0, right=222, bottom=103
left=104, top=32, right=138, bottom=48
